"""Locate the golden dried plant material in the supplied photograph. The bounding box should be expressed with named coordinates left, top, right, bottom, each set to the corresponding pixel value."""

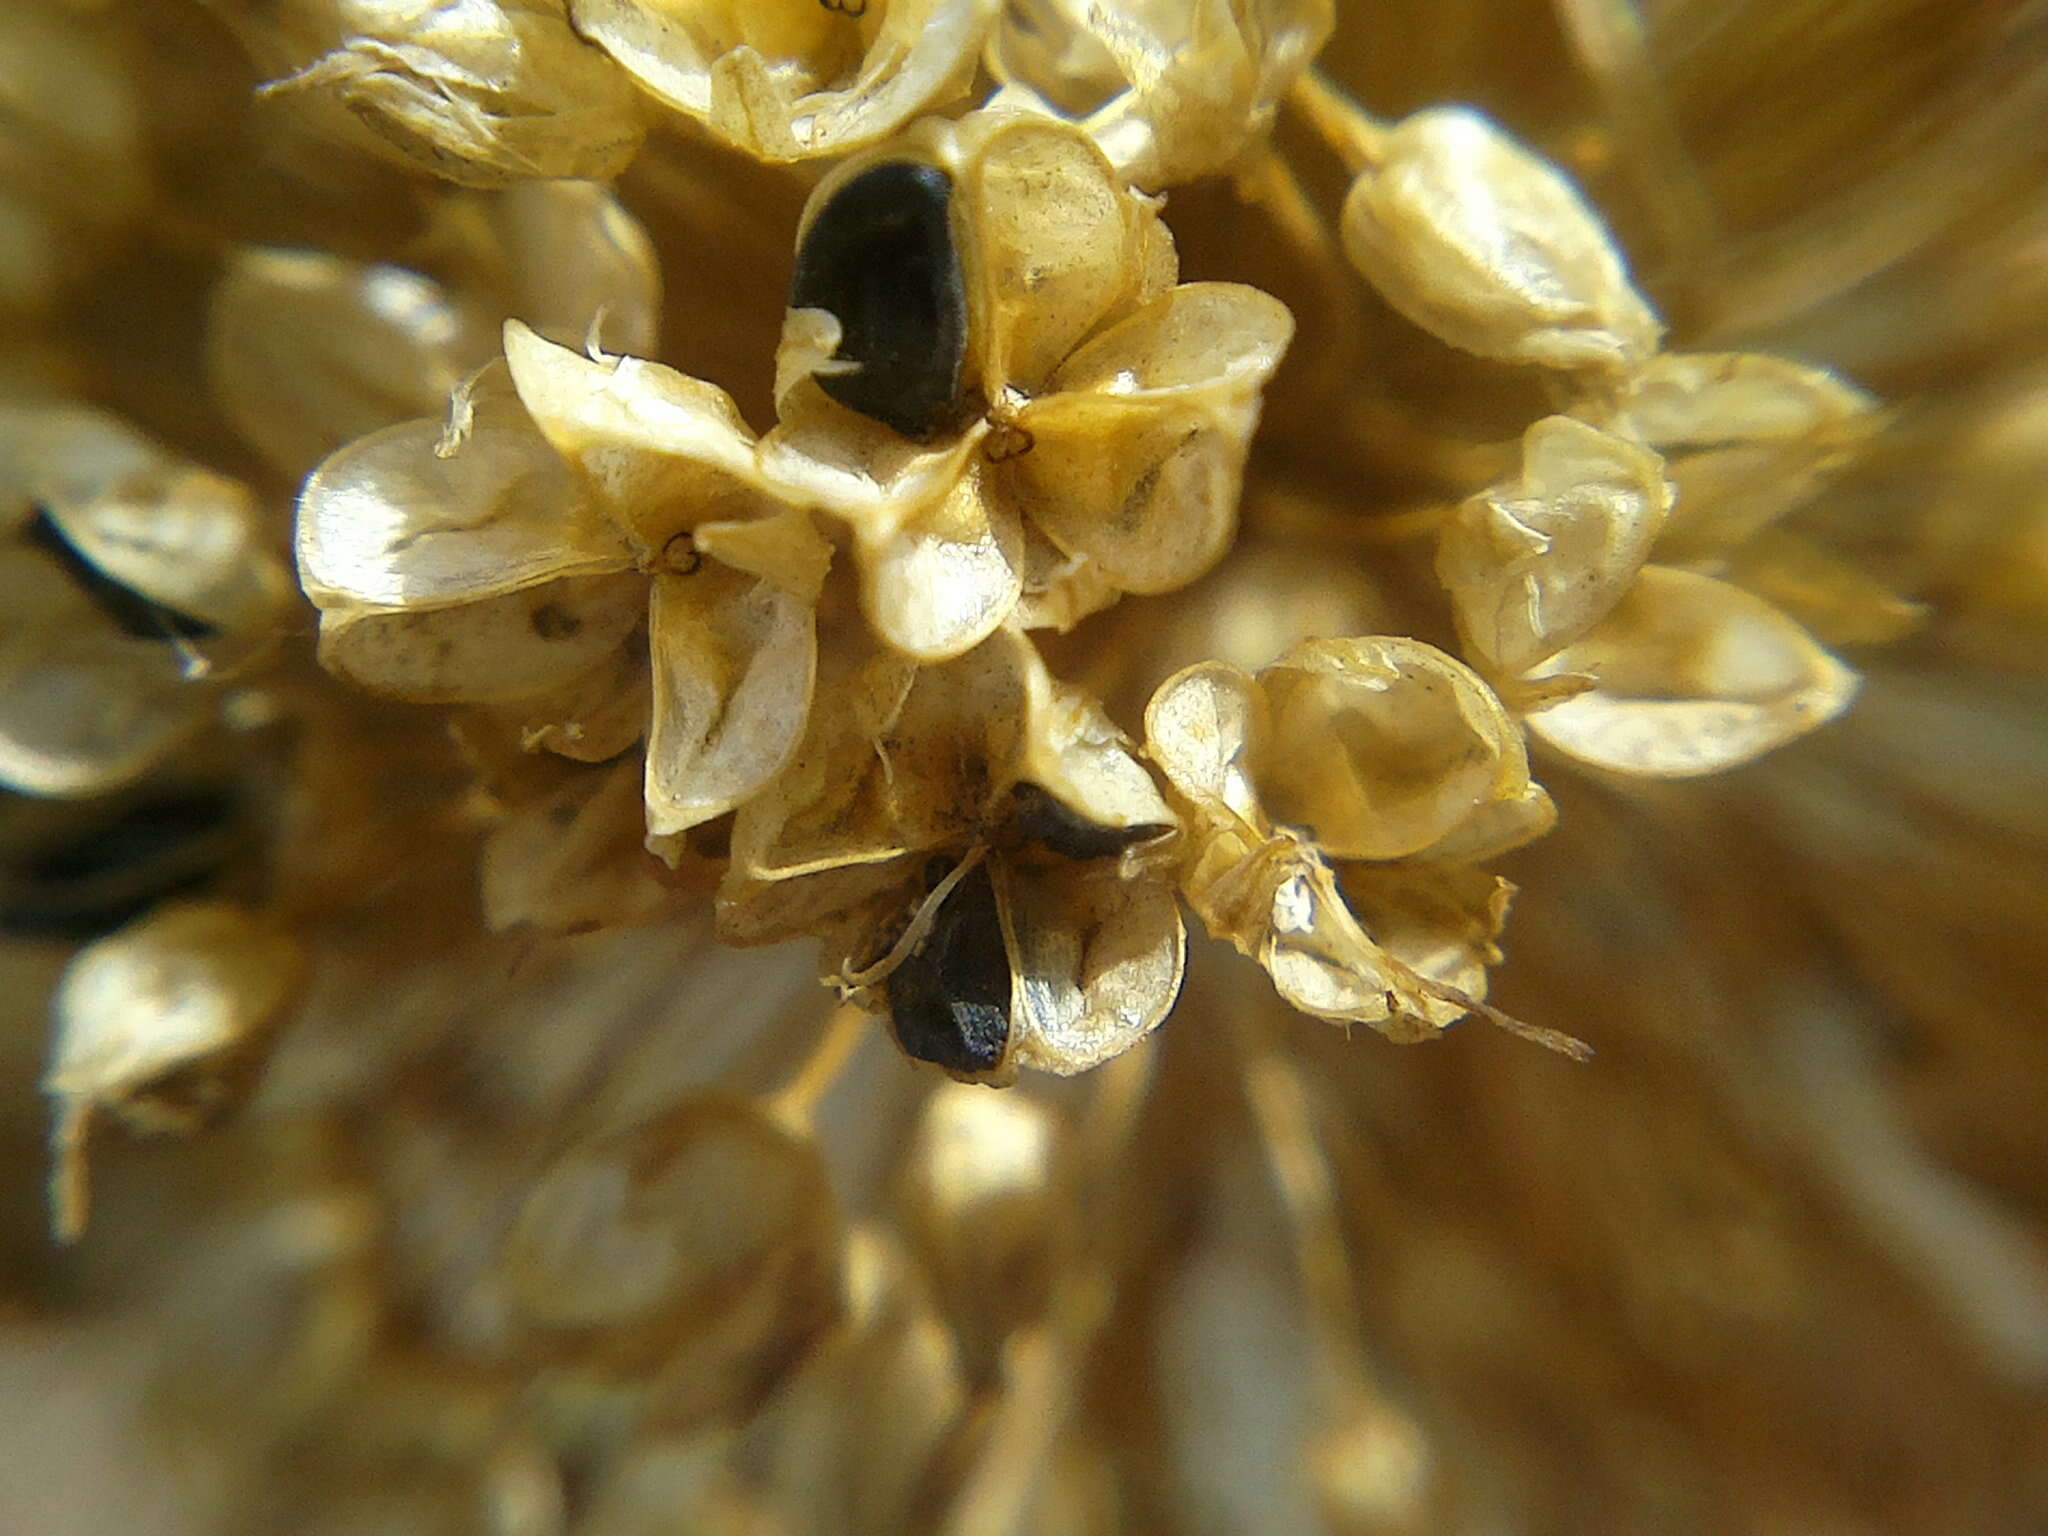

left=720, top=629, right=1183, bottom=1080
left=1437, top=414, right=1673, bottom=678
left=0, top=407, right=292, bottom=797
left=479, top=755, right=679, bottom=935
left=1522, top=564, right=1859, bottom=777
left=572, top=0, right=996, bottom=163
left=897, top=1083, right=1072, bottom=1373
left=502, top=1093, right=842, bottom=1428
left=1596, top=350, right=1883, bottom=563
left=296, top=359, right=835, bottom=845
left=247, top=0, right=648, bottom=187
left=1252, top=636, right=1551, bottom=863
left=210, top=182, right=660, bottom=481
left=1439, top=396, right=1869, bottom=775
left=986, top=0, right=1334, bottom=187
left=43, top=901, right=307, bottom=1241
left=1339, top=106, right=1663, bottom=375
left=771, top=113, right=1292, bottom=651
left=209, top=250, right=497, bottom=481
left=433, top=179, right=665, bottom=358
left=1144, top=639, right=1551, bottom=1040
left=726, top=1226, right=967, bottom=1536
left=0, top=2, right=150, bottom=316
left=146, top=1126, right=385, bottom=1441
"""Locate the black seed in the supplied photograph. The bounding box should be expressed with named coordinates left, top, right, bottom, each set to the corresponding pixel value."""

left=0, top=784, right=248, bottom=939
left=1010, top=781, right=1170, bottom=862
left=789, top=161, right=968, bottom=441
left=886, top=863, right=1011, bottom=1076
left=25, top=510, right=218, bottom=643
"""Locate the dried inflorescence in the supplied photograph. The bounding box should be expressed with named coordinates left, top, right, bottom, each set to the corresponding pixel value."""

left=14, top=3, right=2026, bottom=1528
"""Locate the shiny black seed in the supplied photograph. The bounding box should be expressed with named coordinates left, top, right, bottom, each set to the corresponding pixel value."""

left=0, top=784, right=248, bottom=939
left=1010, top=781, right=1171, bottom=862
left=886, top=863, right=1011, bottom=1076
left=25, top=510, right=217, bottom=642
left=789, top=161, right=968, bottom=441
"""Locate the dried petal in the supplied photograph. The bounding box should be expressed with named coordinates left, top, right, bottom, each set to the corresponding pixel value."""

left=645, top=563, right=817, bottom=837
left=1616, top=351, right=1880, bottom=450
left=572, top=0, right=991, bottom=162
left=474, top=180, right=664, bottom=357
left=1438, top=415, right=1672, bottom=675
left=963, top=115, right=1149, bottom=395
left=731, top=636, right=1029, bottom=882
left=44, top=901, right=305, bottom=1239
left=851, top=467, right=1024, bottom=660
left=208, top=249, right=494, bottom=479
left=1015, top=663, right=1176, bottom=850
left=1340, top=862, right=1512, bottom=1020
left=997, top=856, right=1185, bottom=1074
left=504, top=322, right=782, bottom=547
left=297, top=405, right=632, bottom=610
left=1340, top=107, right=1662, bottom=373
left=1007, top=284, right=1291, bottom=593
left=1525, top=565, right=1860, bottom=776
left=318, top=572, right=648, bottom=704
left=1253, top=637, right=1541, bottom=863
left=1142, top=660, right=1270, bottom=830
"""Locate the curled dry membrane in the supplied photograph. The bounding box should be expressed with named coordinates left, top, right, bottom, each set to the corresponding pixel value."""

left=13, top=2, right=1891, bottom=1201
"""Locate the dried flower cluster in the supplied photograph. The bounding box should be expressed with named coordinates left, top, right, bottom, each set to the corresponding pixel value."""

left=5, top=0, right=2045, bottom=1530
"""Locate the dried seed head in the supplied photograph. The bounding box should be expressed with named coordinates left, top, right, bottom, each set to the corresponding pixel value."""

left=1253, top=637, right=1549, bottom=863
left=43, top=901, right=307, bottom=1240
left=1340, top=106, right=1662, bottom=374
left=1, top=409, right=290, bottom=795
left=767, top=113, right=1291, bottom=646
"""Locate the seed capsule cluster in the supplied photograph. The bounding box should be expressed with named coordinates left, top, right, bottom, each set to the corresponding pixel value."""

left=5, top=0, right=2013, bottom=1528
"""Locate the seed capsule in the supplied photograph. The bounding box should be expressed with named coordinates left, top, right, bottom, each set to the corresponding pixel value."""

left=789, top=161, right=968, bottom=441
left=886, top=863, right=1011, bottom=1076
